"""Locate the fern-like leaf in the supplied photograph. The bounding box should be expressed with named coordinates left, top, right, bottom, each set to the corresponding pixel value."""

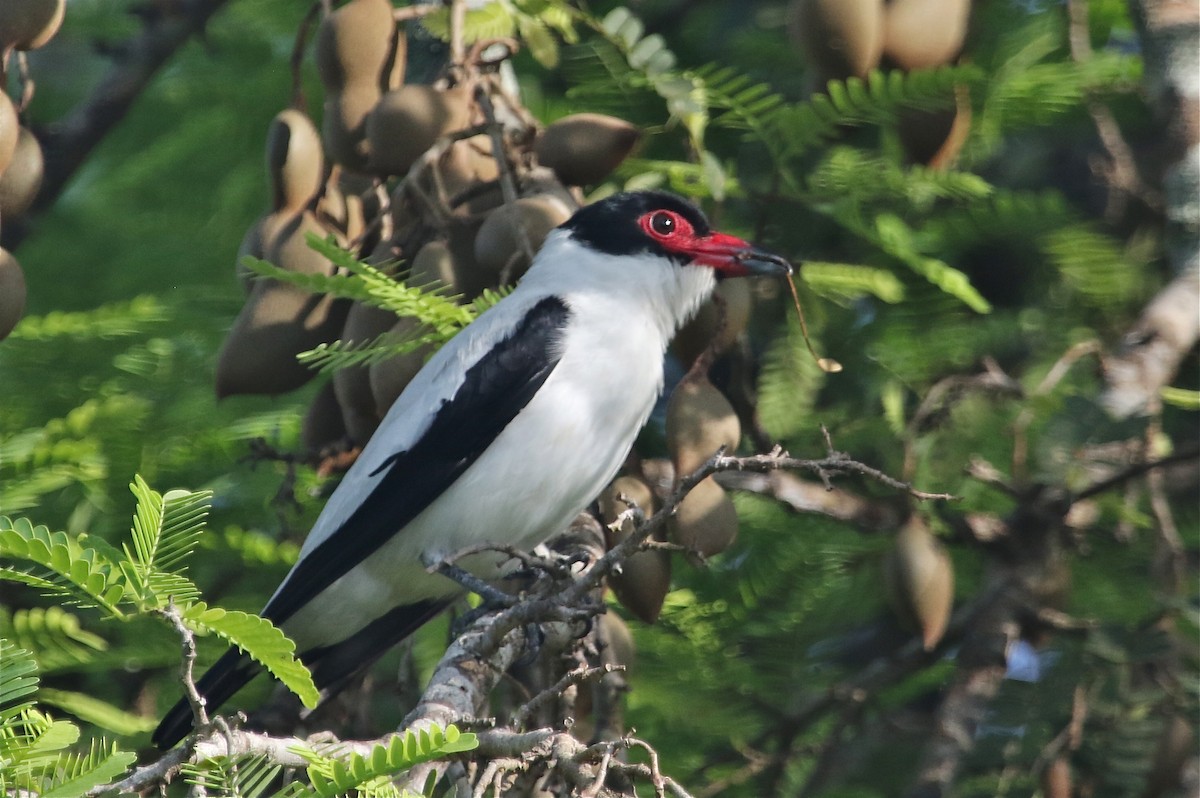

left=802, top=262, right=906, bottom=305
left=297, top=724, right=478, bottom=798
left=181, top=602, right=319, bottom=709
left=0, top=518, right=129, bottom=619
left=182, top=754, right=283, bottom=798
left=1, top=606, right=108, bottom=673
left=37, top=689, right=157, bottom=736
left=122, top=476, right=210, bottom=608
left=0, top=639, right=39, bottom=719
left=36, top=738, right=135, bottom=798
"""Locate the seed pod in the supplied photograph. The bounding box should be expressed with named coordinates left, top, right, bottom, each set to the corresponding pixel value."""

left=0, top=127, right=44, bottom=218
left=323, top=84, right=380, bottom=172
left=600, top=476, right=671, bottom=624
left=266, top=109, right=324, bottom=214
left=669, top=476, right=739, bottom=558
left=1040, top=758, right=1071, bottom=798
left=315, top=0, right=397, bottom=93
left=884, top=516, right=954, bottom=650
left=897, top=84, right=971, bottom=169
left=0, top=0, right=65, bottom=51
left=666, top=376, right=741, bottom=479
left=366, top=85, right=473, bottom=176
left=534, top=114, right=640, bottom=187
left=0, top=248, right=27, bottom=341
left=302, top=380, right=348, bottom=457
left=0, top=92, right=18, bottom=176
left=333, top=301, right=396, bottom=445
left=235, top=213, right=292, bottom=295
left=368, top=315, right=430, bottom=412
left=670, top=279, right=754, bottom=366
left=408, top=239, right=457, bottom=291
left=1143, top=715, right=1194, bottom=798
left=215, top=212, right=350, bottom=398
left=431, top=136, right=499, bottom=202
left=473, top=194, right=572, bottom=282
left=788, top=0, right=885, bottom=81
left=882, top=0, right=971, bottom=71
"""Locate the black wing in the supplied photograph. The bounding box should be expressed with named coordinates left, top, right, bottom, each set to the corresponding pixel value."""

left=262, top=295, right=571, bottom=626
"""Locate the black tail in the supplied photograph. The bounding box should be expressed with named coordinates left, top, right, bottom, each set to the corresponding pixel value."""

left=151, top=599, right=451, bottom=749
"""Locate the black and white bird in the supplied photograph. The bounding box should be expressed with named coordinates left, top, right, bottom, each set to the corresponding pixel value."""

left=153, top=190, right=791, bottom=748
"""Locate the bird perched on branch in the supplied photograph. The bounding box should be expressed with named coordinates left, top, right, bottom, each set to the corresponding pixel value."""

left=153, top=190, right=791, bottom=748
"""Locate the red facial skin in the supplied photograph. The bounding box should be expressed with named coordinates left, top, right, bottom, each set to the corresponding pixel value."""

left=637, top=209, right=792, bottom=277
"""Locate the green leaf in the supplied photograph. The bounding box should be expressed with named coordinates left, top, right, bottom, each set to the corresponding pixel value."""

left=295, top=724, right=478, bottom=798
left=1161, top=386, right=1200, bottom=410
left=181, top=603, right=319, bottom=709
left=0, top=518, right=128, bottom=618
left=38, top=739, right=136, bottom=798
left=0, top=639, right=39, bottom=713
left=122, top=476, right=210, bottom=608
left=37, top=688, right=157, bottom=736
left=874, top=214, right=991, bottom=313
left=802, top=262, right=906, bottom=304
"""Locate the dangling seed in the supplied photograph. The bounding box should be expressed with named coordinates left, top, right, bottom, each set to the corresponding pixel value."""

left=785, top=271, right=843, bottom=373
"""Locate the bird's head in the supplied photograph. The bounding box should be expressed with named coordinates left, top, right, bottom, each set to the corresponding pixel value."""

left=557, top=190, right=793, bottom=280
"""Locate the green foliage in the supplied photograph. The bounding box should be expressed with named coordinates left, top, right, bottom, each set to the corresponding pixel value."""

left=296, top=724, right=478, bottom=798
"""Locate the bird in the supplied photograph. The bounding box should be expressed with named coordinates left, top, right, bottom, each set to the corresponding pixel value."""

left=153, top=189, right=791, bottom=748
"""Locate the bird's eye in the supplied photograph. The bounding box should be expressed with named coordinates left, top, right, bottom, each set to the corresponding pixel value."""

left=649, top=211, right=676, bottom=237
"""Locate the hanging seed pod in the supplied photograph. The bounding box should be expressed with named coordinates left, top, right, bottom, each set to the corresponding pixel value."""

left=882, top=0, right=971, bottom=71
left=302, top=380, right=348, bottom=457
left=0, top=248, right=27, bottom=341
left=366, top=85, right=473, bottom=176
left=215, top=212, right=350, bottom=398
left=267, top=109, right=324, bottom=214
left=315, top=0, right=397, bottom=92
left=534, top=114, right=641, bottom=187
left=0, top=127, right=44, bottom=218
left=897, top=84, right=971, bottom=169
left=408, top=239, right=458, bottom=291
left=0, top=92, right=18, bottom=177
left=883, top=516, right=954, bottom=651
left=1143, top=715, right=1195, bottom=798
left=315, top=0, right=398, bottom=170
left=235, top=213, right=292, bottom=295
left=669, top=476, right=739, bottom=558
left=368, top=315, right=430, bottom=412
left=600, top=476, right=671, bottom=624
left=1039, top=758, right=1071, bottom=798
left=0, top=0, right=65, bottom=51
left=788, top=0, right=885, bottom=81
left=666, top=376, right=741, bottom=480
left=473, top=194, right=572, bottom=282
left=670, top=279, right=753, bottom=366
left=431, top=136, right=500, bottom=203
left=333, top=301, right=396, bottom=445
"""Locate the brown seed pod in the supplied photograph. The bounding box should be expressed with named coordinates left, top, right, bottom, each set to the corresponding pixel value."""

left=665, top=376, right=741, bottom=479
left=368, top=315, right=430, bottom=413
left=0, top=92, right=18, bottom=177
left=897, top=84, right=971, bottom=169
left=1040, top=758, right=1071, bottom=798
left=215, top=212, right=350, bottom=398
left=600, top=476, right=671, bottom=624
left=333, top=301, right=397, bottom=445
left=882, top=0, right=971, bottom=71
left=534, top=114, right=641, bottom=187
left=315, top=0, right=398, bottom=93
left=235, top=212, right=293, bottom=295
left=323, top=84, right=380, bottom=172
left=883, top=516, right=954, bottom=651
left=670, top=279, right=754, bottom=366
left=0, top=247, right=27, bottom=341
left=788, top=0, right=885, bottom=81
left=0, top=0, right=65, bottom=51
left=266, top=109, right=324, bottom=214
left=408, top=239, right=458, bottom=291
left=1143, top=715, right=1195, bottom=798
left=366, top=85, right=473, bottom=176
left=430, top=136, right=499, bottom=203
left=473, top=194, right=572, bottom=282
left=0, top=127, right=44, bottom=218
left=302, top=379, right=348, bottom=457
left=668, top=476, right=739, bottom=558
